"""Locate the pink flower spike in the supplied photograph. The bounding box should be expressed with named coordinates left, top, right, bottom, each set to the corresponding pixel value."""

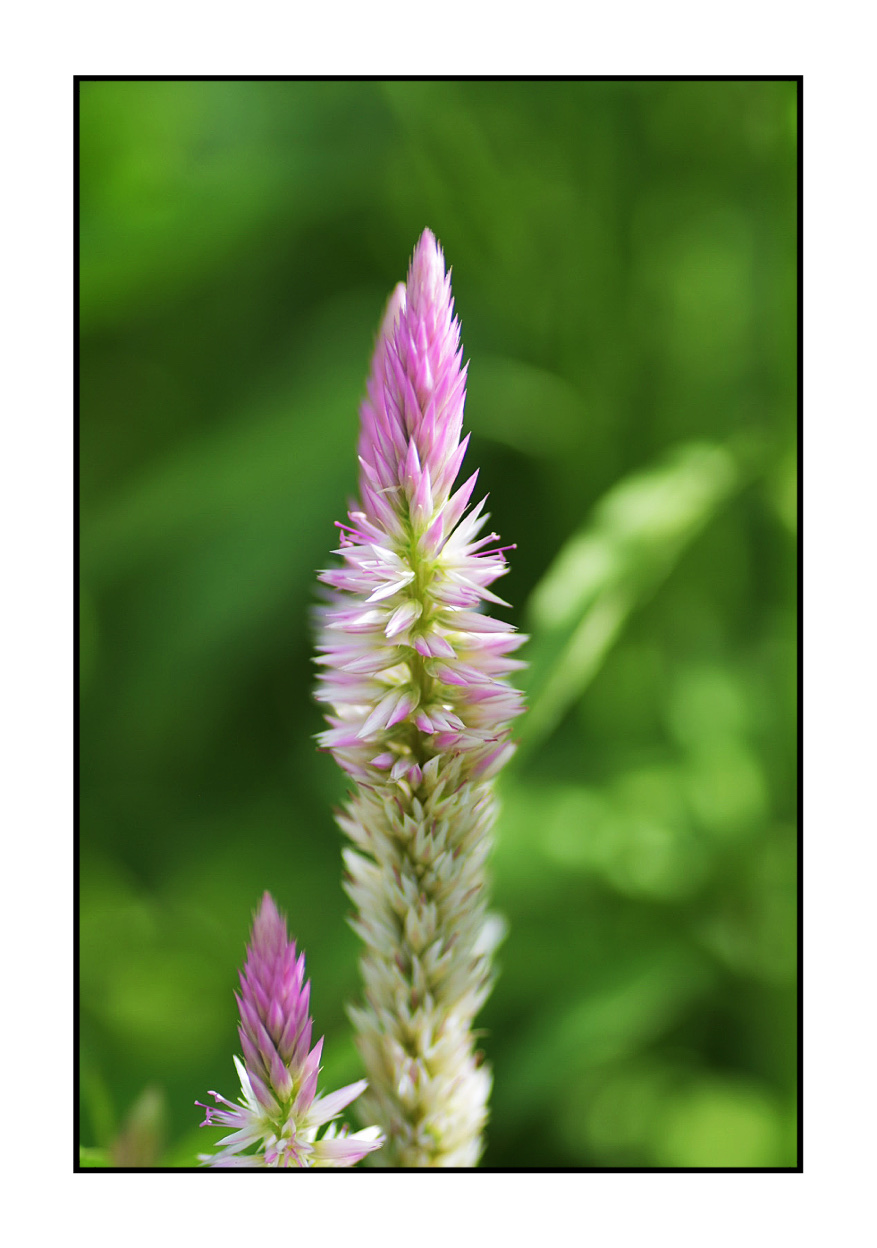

left=197, top=893, right=383, bottom=1168
left=315, top=230, right=527, bottom=1167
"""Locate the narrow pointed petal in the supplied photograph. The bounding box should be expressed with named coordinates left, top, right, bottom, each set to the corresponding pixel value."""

left=307, top=1079, right=370, bottom=1128
left=311, top=1127, right=385, bottom=1167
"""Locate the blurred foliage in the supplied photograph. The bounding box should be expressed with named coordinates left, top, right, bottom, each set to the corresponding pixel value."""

left=78, top=79, right=797, bottom=1168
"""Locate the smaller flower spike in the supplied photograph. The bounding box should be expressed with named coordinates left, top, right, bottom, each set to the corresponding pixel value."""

left=196, top=892, right=383, bottom=1168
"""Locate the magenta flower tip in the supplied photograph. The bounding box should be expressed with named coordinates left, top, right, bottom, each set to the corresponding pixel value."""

left=407, top=227, right=446, bottom=311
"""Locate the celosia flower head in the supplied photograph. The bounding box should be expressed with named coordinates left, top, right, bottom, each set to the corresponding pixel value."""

left=316, top=228, right=525, bottom=784
left=196, top=892, right=383, bottom=1167
left=315, top=230, right=525, bottom=1166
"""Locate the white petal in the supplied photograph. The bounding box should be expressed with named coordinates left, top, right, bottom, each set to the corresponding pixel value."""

left=307, top=1079, right=369, bottom=1128
left=311, top=1127, right=384, bottom=1167
left=366, top=572, right=415, bottom=603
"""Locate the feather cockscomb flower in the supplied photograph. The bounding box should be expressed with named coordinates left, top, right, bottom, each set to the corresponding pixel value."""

left=196, top=892, right=383, bottom=1167
left=314, top=229, right=526, bottom=1166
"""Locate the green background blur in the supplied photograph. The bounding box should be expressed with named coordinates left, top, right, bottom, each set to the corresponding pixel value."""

left=78, top=79, right=798, bottom=1169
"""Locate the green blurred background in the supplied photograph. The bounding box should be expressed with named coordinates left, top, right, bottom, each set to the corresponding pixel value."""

left=78, top=79, right=798, bottom=1169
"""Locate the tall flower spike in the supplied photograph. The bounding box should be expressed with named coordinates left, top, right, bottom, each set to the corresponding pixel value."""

left=196, top=892, right=383, bottom=1167
left=315, top=230, right=526, bottom=1166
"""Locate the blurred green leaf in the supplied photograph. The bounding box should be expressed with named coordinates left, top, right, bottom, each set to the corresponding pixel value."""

left=520, top=441, right=744, bottom=756
left=652, top=1076, right=787, bottom=1167
left=78, top=1146, right=112, bottom=1168
left=110, top=1086, right=169, bottom=1167
left=499, top=944, right=715, bottom=1126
